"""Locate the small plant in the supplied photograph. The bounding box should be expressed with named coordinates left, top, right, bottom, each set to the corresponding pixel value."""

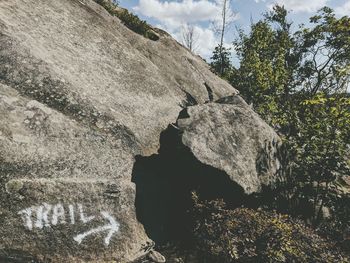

left=94, top=0, right=119, bottom=14
left=93, top=0, right=159, bottom=41
left=116, top=9, right=159, bottom=41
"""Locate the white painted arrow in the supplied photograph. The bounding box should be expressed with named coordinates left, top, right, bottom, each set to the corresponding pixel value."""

left=73, top=211, right=119, bottom=246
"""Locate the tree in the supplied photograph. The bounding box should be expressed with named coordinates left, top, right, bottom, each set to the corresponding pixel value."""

left=181, top=23, right=200, bottom=52
left=211, top=0, right=236, bottom=76
left=295, top=93, right=350, bottom=225
left=210, top=45, right=232, bottom=78
left=232, top=5, right=297, bottom=125
left=230, top=5, right=350, bottom=229
left=299, top=7, right=350, bottom=95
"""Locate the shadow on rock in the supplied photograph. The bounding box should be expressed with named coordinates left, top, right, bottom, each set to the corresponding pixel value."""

left=132, top=124, right=247, bottom=245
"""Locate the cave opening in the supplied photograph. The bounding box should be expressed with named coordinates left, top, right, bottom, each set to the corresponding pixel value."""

left=131, top=120, right=250, bottom=247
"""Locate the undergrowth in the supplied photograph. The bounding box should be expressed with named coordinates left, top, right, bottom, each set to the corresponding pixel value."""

left=192, top=194, right=349, bottom=263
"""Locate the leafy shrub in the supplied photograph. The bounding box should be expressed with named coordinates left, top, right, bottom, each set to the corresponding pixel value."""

left=93, top=0, right=159, bottom=41
left=192, top=194, right=349, bottom=263
left=116, top=10, right=159, bottom=41
left=94, top=0, right=119, bottom=14
left=229, top=5, right=350, bottom=229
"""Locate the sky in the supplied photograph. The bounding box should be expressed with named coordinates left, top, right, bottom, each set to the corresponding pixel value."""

left=118, top=0, right=350, bottom=60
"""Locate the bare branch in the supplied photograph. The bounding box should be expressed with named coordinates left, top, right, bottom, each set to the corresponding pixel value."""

left=181, top=23, right=200, bottom=52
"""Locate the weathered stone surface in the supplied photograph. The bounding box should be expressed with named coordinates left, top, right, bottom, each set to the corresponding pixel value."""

left=0, top=0, right=236, bottom=261
left=147, top=250, right=166, bottom=263
left=0, top=0, right=236, bottom=155
left=177, top=96, right=282, bottom=194
left=0, top=83, right=149, bottom=262
left=0, top=0, right=280, bottom=262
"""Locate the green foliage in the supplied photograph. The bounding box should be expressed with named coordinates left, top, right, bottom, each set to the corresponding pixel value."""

left=232, top=5, right=298, bottom=124
left=93, top=0, right=159, bottom=41
left=210, top=45, right=233, bottom=78
left=291, top=94, right=350, bottom=226
left=116, top=9, right=159, bottom=41
left=94, top=0, right=119, bottom=14
left=300, top=7, right=350, bottom=94
left=230, top=5, right=350, bottom=230
left=192, top=195, right=348, bottom=263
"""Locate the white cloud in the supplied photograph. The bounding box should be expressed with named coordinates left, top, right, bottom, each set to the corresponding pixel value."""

left=269, top=0, right=329, bottom=13
left=335, top=1, right=350, bottom=16
left=134, top=0, right=239, bottom=30
left=133, top=0, right=237, bottom=59
left=196, top=27, right=217, bottom=58
left=134, top=0, right=222, bottom=29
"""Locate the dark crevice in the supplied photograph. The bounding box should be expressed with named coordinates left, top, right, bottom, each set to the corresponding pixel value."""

left=204, top=82, right=214, bottom=102
left=132, top=124, right=251, bottom=246
left=177, top=108, right=190, bottom=119
left=179, top=89, right=198, bottom=108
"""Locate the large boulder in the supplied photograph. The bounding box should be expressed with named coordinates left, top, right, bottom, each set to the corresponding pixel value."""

left=177, top=96, right=282, bottom=194
left=0, top=0, right=280, bottom=262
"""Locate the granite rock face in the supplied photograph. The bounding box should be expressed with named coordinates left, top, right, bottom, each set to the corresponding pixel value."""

left=177, top=96, right=282, bottom=194
left=0, top=83, right=149, bottom=263
left=0, top=0, right=280, bottom=262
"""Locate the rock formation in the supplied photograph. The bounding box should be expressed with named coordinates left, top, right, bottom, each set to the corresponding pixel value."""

left=0, top=0, right=281, bottom=262
left=178, top=96, right=281, bottom=194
